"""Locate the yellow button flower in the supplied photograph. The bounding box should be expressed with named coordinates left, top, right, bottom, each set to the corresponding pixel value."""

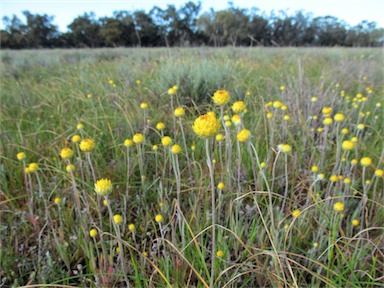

left=133, top=133, right=144, bottom=144
left=217, top=182, right=225, bottom=190
left=333, top=202, right=345, bottom=213
left=334, top=113, right=345, bottom=122
left=341, top=140, right=355, bottom=151
left=375, top=169, right=384, bottom=177
left=72, top=134, right=81, bottom=143
left=113, top=214, right=123, bottom=225
left=215, top=133, right=224, bottom=142
left=90, top=229, right=98, bottom=238
left=124, top=139, right=133, bottom=147
left=171, top=144, right=182, bottom=154
left=128, top=223, right=135, bottom=231
left=212, top=90, right=230, bottom=105
left=216, top=250, right=224, bottom=258
left=232, top=101, right=246, bottom=113
left=237, top=129, right=250, bottom=142
left=28, top=163, right=39, bottom=173
left=174, top=107, right=185, bottom=117
left=156, top=122, right=165, bottom=131
left=292, top=209, right=301, bottom=218
left=94, top=178, right=112, bottom=197
left=161, top=136, right=172, bottom=146
left=279, top=144, right=292, bottom=153
left=360, top=157, right=372, bottom=167
left=140, top=102, right=148, bottom=109
left=60, top=148, right=74, bottom=159
left=17, top=152, right=26, bottom=161
left=192, top=113, right=220, bottom=139
left=66, top=164, right=75, bottom=173
left=155, top=214, right=163, bottom=223
left=79, top=138, right=95, bottom=152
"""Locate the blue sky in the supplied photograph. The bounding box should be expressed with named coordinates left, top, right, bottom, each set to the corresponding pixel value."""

left=1, top=0, right=383, bottom=31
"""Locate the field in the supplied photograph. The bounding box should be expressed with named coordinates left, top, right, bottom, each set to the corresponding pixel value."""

left=0, top=47, right=383, bottom=287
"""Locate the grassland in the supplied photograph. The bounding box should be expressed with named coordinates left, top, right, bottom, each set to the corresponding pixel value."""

left=0, top=47, right=383, bottom=287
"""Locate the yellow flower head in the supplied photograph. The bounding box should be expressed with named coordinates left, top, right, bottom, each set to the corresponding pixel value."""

left=279, top=144, right=292, bottom=153
left=334, top=113, right=345, bottom=122
left=168, top=87, right=177, bottom=95
left=273, top=101, right=283, bottom=109
left=311, top=97, right=318, bottom=102
left=90, top=229, right=98, bottom=238
left=54, top=197, right=61, bottom=205
left=351, top=159, right=358, bottom=165
left=140, top=102, right=148, bottom=109
left=216, top=250, right=224, bottom=258
left=79, top=139, right=95, bottom=152
left=94, top=178, right=112, bottom=197
left=77, top=123, right=84, bottom=130
left=128, top=223, right=135, bottom=231
left=333, top=202, right=345, bottom=213
left=357, top=124, right=365, bottom=130
left=17, top=152, right=26, bottom=161
left=237, top=129, right=250, bottom=142
left=171, top=144, right=182, bottom=154
left=311, top=165, right=319, bottom=173
left=322, top=107, right=332, bottom=116
left=192, top=113, right=220, bottom=139
left=260, top=162, right=266, bottom=168
left=124, top=139, right=134, bottom=147
left=231, top=114, right=242, bottom=126
left=174, top=107, right=185, bottom=117
left=360, top=157, right=372, bottom=167
left=267, top=112, right=273, bottom=119
left=342, top=140, right=355, bottom=151
left=351, top=219, right=359, bottom=227
left=283, top=115, right=290, bottom=121
left=212, top=90, right=230, bottom=105
left=280, top=85, right=286, bottom=91
left=152, top=144, right=159, bottom=151
left=217, top=182, right=225, bottom=190
left=330, top=175, right=338, bottom=182
left=133, top=133, right=144, bottom=144
left=72, top=134, right=81, bottom=143
left=161, top=136, right=172, bottom=146
left=215, top=133, right=224, bottom=142
left=341, top=128, right=349, bottom=135
left=232, top=101, right=246, bottom=113
left=113, top=214, right=123, bottom=225
left=136, top=79, right=141, bottom=85
left=375, top=169, right=384, bottom=177
left=191, top=145, right=196, bottom=151
left=292, top=209, right=301, bottom=218
left=155, top=214, right=163, bottom=223
left=323, top=117, right=333, bottom=126
left=156, top=122, right=165, bottom=131
left=66, top=164, right=75, bottom=173
left=28, top=163, right=39, bottom=173
left=60, top=148, right=74, bottom=159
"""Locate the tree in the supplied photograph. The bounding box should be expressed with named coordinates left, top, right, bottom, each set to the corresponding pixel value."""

left=67, top=12, right=102, bottom=48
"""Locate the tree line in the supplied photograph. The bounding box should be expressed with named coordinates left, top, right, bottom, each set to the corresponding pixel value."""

left=1, top=2, right=383, bottom=49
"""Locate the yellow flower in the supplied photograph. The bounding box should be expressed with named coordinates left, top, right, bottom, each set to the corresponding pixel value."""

left=375, top=169, right=384, bottom=177
left=281, top=105, right=287, bottom=111
left=168, top=87, right=177, bottom=95
left=311, top=97, right=318, bottom=102
left=124, top=139, right=134, bottom=147
left=191, top=145, right=196, bottom=151
left=267, top=112, right=273, bottom=119
left=232, top=101, right=246, bottom=113
left=156, top=122, right=165, bottom=130
left=260, top=162, right=266, bottom=168
left=334, top=113, right=345, bottom=122
left=72, top=134, right=81, bottom=143
left=215, top=133, right=224, bottom=142
left=212, top=90, right=230, bottom=105
left=311, top=165, right=319, bottom=173
left=17, top=152, right=26, bottom=161
left=60, top=148, right=74, bottom=159
left=155, top=214, right=163, bottom=223
left=217, top=182, right=225, bottom=190
left=28, top=163, right=39, bottom=173
left=225, top=120, right=232, bottom=127
left=283, top=115, right=290, bottom=121
left=279, top=144, right=292, bottom=153
left=133, top=133, right=144, bottom=144
left=273, top=101, right=283, bottom=109
left=79, top=138, right=95, bottom=152
left=128, top=223, right=135, bottom=232
left=351, top=219, right=359, bottom=227
left=341, top=128, right=349, bottom=135
left=342, top=140, right=355, bottom=151
left=280, top=85, right=286, bottom=91
left=54, top=197, right=61, bottom=205
left=313, top=242, right=319, bottom=248
left=351, top=159, right=358, bottom=165
left=265, top=101, right=273, bottom=107
left=317, top=127, right=323, bottom=133
left=357, top=124, right=365, bottom=130
left=161, top=136, right=172, bottom=146
left=94, top=178, right=112, bottom=197
left=330, top=175, right=338, bottom=182
left=171, top=144, right=182, bottom=154
left=174, top=107, right=185, bottom=117
left=192, top=113, right=220, bottom=139
left=77, top=123, right=84, bottom=130
left=292, top=209, right=301, bottom=218
left=333, top=202, right=345, bottom=213
left=237, top=129, right=250, bottom=142
left=323, top=117, right=333, bottom=126
left=322, top=107, right=332, bottom=116
left=90, top=229, right=98, bottom=238
left=344, top=177, right=351, bottom=184
left=136, top=79, right=141, bottom=85
left=152, top=145, right=159, bottom=151
left=66, top=164, right=75, bottom=173
left=113, top=214, right=123, bottom=225
left=216, top=250, right=224, bottom=258
left=360, top=157, right=372, bottom=167
left=86, top=93, right=92, bottom=99
left=140, top=102, right=148, bottom=109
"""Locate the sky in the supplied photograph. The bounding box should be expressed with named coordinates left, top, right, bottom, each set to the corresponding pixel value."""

left=1, top=0, right=383, bottom=32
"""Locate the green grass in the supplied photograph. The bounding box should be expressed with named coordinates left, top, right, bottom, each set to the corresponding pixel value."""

left=1, top=47, right=383, bottom=287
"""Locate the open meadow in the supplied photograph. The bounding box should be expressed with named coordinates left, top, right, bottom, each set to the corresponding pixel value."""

left=0, top=47, right=383, bottom=287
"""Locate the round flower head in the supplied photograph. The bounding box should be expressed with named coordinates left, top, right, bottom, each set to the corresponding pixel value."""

left=192, top=113, right=220, bottom=139
left=66, top=164, right=75, bottom=173
left=360, top=157, right=372, bottom=167
left=155, top=214, right=163, bottom=223
left=323, top=117, right=333, bottom=126
left=237, top=129, right=250, bottom=142
left=140, top=102, right=148, bottom=109
left=215, top=134, right=224, bottom=142
left=333, top=202, right=345, bottom=213
left=113, top=214, right=123, bottom=225
left=342, top=140, right=355, bottom=151
left=357, top=124, right=365, bottom=130
left=161, top=136, right=172, bottom=146
left=174, top=107, right=185, bottom=117
left=90, top=229, right=98, bottom=238
left=216, top=250, right=224, bottom=258
left=273, top=101, right=283, bottom=109
left=168, top=87, right=177, bottom=95
left=292, top=209, right=301, bottom=218
left=133, top=133, right=144, bottom=144
left=344, top=178, right=351, bottom=184
left=128, top=223, right=135, bottom=232
left=260, top=162, right=266, bottom=168
left=311, top=165, right=319, bottom=173
left=322, top=107, right=332, bottom=116
left=60, top=148, right=74, bottom=159
left=375, top=169, right=384, bottom=177
left=281, top=105, right=287, bottom=111
left=267, top=112, right=273, bottom=119
left=334, top=113, right=345, bottom=122
left=17, top=152, right=26, bottom=161
left=54, top=197, right=61, bottom=205
left=279, top=144, right=292, bottom=153
left=217, top=182, right=225, bottom=190
left=311, top=97, right=318, bottom=102
left=212, top=90, right=230, bottom=105
left=72, top=134, right=81, bottom=143
left=79, top=138, right=95, bottom=152
left=152, top=144, right=159, bottom=151
left=351, top=159, right=358, bottom=165
left=351, top=219, right=359, bottom=227
left=341, top=128, right=349, bottom=135
left=156, top=122, right=165, bottom=131
left=124, top=139, right=133, bottom=147
left=231, top=114, right=241, bottom=125
left=77, top=123, right=84, bottom=130
left=232, top=101, right=246, bottom=113
left=330, top=175, right=338, bottom=182
left=94, top=178, right=112, bottom=197
left=28, top=163, right=39, bottom=173
left=284, top=115, right=290, bottom=121
left=171, top=144, right=182, bottom=154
